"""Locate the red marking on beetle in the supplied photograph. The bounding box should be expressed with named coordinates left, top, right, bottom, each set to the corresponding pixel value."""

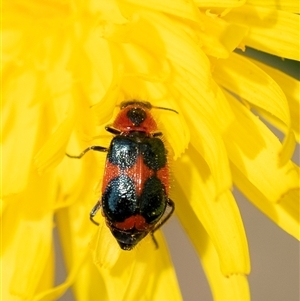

left=114, top=215, right=149, bottom=231
left=101, top=154, right=166, bottom=196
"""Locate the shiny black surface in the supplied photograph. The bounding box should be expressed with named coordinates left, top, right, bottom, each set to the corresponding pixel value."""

left=127, top=107, right=147, bottom=126
left=109, top=226, right=149, bottom=250
left=108, top=136, right=167, bottom=171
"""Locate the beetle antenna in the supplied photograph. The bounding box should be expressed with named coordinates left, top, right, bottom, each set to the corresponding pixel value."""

left=151, top=105, right=178, bottom=114
left=118, top=100, right=179, bottom=114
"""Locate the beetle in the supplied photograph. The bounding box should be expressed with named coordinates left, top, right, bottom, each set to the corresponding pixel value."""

left=66, top=100, right=177, bottom=250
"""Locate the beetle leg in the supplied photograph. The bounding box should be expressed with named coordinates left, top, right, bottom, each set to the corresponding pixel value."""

left=153, top=198, right=175, bottom=232
left=150, top=232, right=159, bottom=249
left=152, top=131, right=163, bottom=137
left=105, top=126, right=121, bottom=135
left=66, top=145, right=108, bottom=159
left=150, top=198, right=175, bottom=249
left=90, top=201, right=101, bottom=226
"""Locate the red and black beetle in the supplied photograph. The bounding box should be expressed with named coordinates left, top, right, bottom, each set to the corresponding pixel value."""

left=67, top=101, right=177, bottom=250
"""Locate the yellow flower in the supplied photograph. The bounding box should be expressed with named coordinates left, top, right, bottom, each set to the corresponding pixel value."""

left=2, top=1, right=299, bottom=300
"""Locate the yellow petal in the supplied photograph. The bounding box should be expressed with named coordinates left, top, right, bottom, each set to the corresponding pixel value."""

left=89, top=0, right=128, bottom=24
left=85, top=33, right=123, bottom=125
left=214, top=52, right=295, bottom=165
left=224, top=91, right=299, bottom=204
left=33, top=252, right=89, bottom=301
left=231, top=163, right=300, bottom=239
left=37, top=246, right=54, bottom=293
left=34, top=109, right=75, bottom=174
left=195, top=0, right=246, bottom=8
left=116, top=10, right=235, bottom=133
left=35, top=204, right=97, bottom=301
left=172, top=182, right=250, bottom=300
left=121, top=43, right=171, bottom=83
left=2, top=168, right=64, bottom=299
left=202, top=235, right=250, bottom=301
left=3, top=213, right=53, bottom=300
left=179, top=100, right=232, bottom=195
left=32, top=67, right=76, bottom=173
left=246, top=0, right=300, bottom=14
left=214, top=53, right=290, bottom=130
left=198, top=10, right=249, bottom=58
left=91, top=225, right=182, bottom=300
left=71, top=254, right=108, bottom=301
left=223, top=5, right=300, bottom=60
left=125, top=0, right=202, bottom=22
left=157, top=102, right=189, bottom=160
left=247, top=58, right=300, bottom=142
left=127, top=11, right=210, bottom=89
left=38, top=159, right=105, bottom=301
left=2, top=70, right=39, bottom=196
left=124, top=232, right=182, bottom=301
left=175, top=76, right=235, bottom=133
left=173, top=146, right=250, bottom=276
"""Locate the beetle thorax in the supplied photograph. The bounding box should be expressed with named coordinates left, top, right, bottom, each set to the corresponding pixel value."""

left=113, top=105, right=157, bottom=133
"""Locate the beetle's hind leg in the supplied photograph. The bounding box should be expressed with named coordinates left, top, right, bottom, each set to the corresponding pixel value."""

left=150, top=198, right=175, bottom=249
left=90, top=201, right=101, bottom=226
